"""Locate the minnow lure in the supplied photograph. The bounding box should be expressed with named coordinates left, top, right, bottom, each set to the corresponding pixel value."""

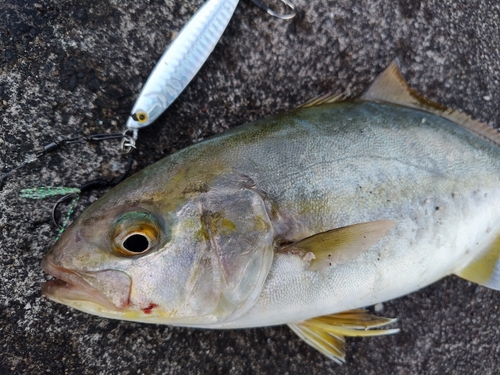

left=124, top=0, right=296, bottom=144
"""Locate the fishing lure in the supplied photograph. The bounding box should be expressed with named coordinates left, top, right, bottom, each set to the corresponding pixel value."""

left=124, top=0, right=296, bottom=146
left=125, top=0, right=241, bottom=140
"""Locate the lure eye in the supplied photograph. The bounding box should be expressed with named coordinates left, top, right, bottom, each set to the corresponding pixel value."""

left=111, top=211, right=161, bottom=256
left=131, top=111, right=149, bottom=123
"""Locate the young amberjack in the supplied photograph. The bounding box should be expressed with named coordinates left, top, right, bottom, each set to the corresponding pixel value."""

left=42, top=61, right=500, bottom=362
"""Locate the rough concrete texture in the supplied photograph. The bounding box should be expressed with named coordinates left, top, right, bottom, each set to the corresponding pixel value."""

left=1, top=0, right=500, bottom=374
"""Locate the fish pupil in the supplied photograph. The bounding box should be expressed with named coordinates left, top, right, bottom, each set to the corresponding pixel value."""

left=123, top=234, right=149, bottom=253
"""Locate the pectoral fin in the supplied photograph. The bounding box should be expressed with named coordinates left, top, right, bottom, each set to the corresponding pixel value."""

left=281, top=220, right=395, bottom=271
left=455, top=236, right=500, bottom=290
left=288, top=309, right=399, bottom=363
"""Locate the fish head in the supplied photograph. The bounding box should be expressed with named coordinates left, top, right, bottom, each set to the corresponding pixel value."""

left=42, top=159, right=275, bottom=326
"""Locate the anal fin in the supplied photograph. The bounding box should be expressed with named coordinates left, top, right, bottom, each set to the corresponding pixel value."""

left=456, top=235, right=500, bottom=290
left=288, top=309, right=399, bottom=363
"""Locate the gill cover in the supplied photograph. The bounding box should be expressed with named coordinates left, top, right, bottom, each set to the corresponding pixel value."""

left=171, top=176, right=275, bottom=324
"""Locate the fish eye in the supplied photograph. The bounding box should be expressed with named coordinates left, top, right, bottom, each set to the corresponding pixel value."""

left=111, top=211, right=161, bottom=257
left=122, top=233, right=151, bottom=253
left=131, top=111, right=148, bottom=123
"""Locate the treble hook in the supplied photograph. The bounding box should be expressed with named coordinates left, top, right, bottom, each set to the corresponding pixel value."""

left=250, top=0, right=296, bottom=20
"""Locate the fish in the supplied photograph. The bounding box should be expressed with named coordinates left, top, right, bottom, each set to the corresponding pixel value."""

left=41, top=61, right=500, bottom=363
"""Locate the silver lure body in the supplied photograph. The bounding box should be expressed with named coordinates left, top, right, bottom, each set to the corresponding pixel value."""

left=126, top=0, right=239, bottom=132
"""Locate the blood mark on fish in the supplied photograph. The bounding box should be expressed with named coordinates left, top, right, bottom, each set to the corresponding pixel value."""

left=142, top=303, right=158, bottom=314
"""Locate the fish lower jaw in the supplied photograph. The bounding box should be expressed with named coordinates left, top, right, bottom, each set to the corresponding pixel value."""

left=41, top=259, right=125, bottom=312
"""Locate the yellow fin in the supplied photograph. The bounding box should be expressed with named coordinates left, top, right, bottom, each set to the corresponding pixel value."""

left=281, top=220, right=395, bottom=271
left=456, top=235, right=500, bottom=290
left=288, top=309, right=399, bottom=363
left=297, top=93, right=347, bottom=109
left=360, top=59, right=500, bottom=146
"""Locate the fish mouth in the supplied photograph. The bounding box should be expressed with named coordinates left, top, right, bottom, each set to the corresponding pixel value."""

left=41, top=258, right=128, bottom=312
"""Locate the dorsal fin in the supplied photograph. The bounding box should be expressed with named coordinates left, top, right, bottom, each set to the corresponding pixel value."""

left=361, top=59, right=500, bottom=146
left=297, top=93, right=346, bottom=109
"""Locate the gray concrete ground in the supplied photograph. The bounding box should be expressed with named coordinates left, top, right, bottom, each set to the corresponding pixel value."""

left=1, top=0, right=500, bottom=374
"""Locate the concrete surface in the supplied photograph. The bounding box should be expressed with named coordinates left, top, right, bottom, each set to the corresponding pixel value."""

left=1, top=0, right=500, bottom=374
